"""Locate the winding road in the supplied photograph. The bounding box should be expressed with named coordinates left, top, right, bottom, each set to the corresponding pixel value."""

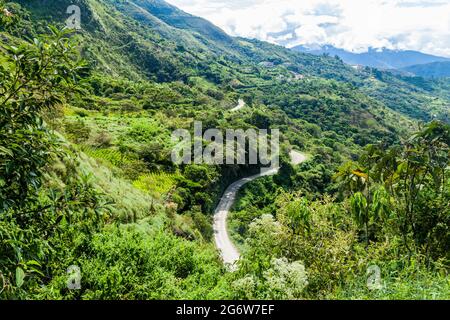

left=230, top=99, right=246, bottom=112
left=213, top=145, right=308, bottom=268
left=213, top=168, right=279, bottom=267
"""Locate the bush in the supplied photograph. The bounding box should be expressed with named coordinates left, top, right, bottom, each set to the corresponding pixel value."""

left=65, top=119, right=91, bottom=144
left=92, top=131, right=112, bottom=148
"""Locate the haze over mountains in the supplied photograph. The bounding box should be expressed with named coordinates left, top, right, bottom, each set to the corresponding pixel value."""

left=402, top=61, right=450, bottom=79
left=292, top=44, right=450, bottom=78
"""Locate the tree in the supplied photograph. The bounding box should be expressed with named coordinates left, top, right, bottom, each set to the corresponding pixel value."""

left=239, top=214, right=285, bottom=276
left=0, top=27, right=86, bottom=296
left=337, top=122, right=449, bottom=258
left=0, top=26, right=85, bottom=211
left=263, top=257, right=308, bottom=299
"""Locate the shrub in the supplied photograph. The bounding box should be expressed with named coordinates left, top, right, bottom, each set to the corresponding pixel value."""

left=92, top=131, right=112, bottom=148
left=263, top=257, right=308, bottom=300
left=65, top=119, right=91, bottom=144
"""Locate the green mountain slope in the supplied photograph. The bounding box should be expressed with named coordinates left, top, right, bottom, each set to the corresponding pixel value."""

left=14, top=0, right=449, bottom=123
left=1, top=0, right=448, bottom=300
left=127, top=0, right=235, bottom=45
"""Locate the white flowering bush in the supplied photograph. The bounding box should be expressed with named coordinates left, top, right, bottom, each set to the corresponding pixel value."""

left=233, top=214, right=308, bottom=300
left=263, top=257, right=308, bottom=300
left=231, top=275, right=258, bottom=300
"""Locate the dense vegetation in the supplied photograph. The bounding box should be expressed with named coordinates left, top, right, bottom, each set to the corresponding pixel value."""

left=403, top=61, right=450, bottom=79
left=1, top=0, right=449, bottom=300
left=230, top=121, right=449, bottom=299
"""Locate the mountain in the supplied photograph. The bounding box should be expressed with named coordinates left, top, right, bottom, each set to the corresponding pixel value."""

left=125, top=0, right=234, bottom=44
left=12, top=0, right=449, bottom=123
left=2, top=0, right=450, bottom=301
left=402, top=61, right=450, bottom=78
left=292, top=44, right=450, bottom=69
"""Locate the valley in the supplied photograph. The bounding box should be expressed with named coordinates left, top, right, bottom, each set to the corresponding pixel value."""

left=0, top=0, right=449, bottom=300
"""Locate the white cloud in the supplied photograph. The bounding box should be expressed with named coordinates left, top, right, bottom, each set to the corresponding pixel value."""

left=166, top=0, right=450, bottom=57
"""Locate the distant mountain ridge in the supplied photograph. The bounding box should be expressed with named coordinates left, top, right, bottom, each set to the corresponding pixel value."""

left=402, top=61, right=450, bottom=78
left=292, top=44, right=450, bottom=70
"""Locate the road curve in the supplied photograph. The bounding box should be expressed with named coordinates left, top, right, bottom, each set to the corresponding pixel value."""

left=215, top=99, right=308, bottom=268
left=290, top=150, right=308, bottom=165
left=230, top=99, right=246, bottom=112
left=214, top=149, right=308, bottom=268
left=213, top=168, right=279, bottom=268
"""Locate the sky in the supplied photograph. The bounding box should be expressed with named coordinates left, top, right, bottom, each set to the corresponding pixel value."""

left=166, top=0, right=450, bottom=57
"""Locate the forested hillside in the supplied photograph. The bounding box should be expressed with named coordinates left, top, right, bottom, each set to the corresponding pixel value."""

left=403, top=61, right=450, bottom=79
left=1, top=0, right=449, bottom=300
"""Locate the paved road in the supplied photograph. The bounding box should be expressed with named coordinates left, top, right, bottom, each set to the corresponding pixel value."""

left=230, top=99, right=246, bottom=112
left=290, top=150, right=308, bottom=165
left=213, top=168, right=279, bottom=268
left=213, top=151, right=308, bottom=268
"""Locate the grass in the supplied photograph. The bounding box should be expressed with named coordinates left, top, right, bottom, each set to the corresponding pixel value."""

left=82, top=146, right=132, bottom=167
left=330, top=269, right=450, bottom=300
left=77, top=153, right=158, bottom=222
left=133, top=172, right=179, bottom=200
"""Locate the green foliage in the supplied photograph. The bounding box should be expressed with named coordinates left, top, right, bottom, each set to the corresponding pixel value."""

left=65, top=119, right=91, bottom=144
left=81, top=147, right=130, bottom=167
left=0, top=1, right=29, bottom=33
left=133, top=172, right=178, bottom=200
left=330, top=247, right=450, bottom=300
left=33, top=225, right=226, bottom=300
left=338, top=121, right=450, bottom=259
left=0, top=154, right=111, bottom=298
left=230, top=214, right=309, bottom=300
left=229, top=123, right=449, bottom=299
left=0, top=26, right=84, bottom=211
left=232, top=257, right=308, bottom=300
left=1, top=0, right=449, bottom=301
left=262, top=257, right=308, bottom=300
left=174, top=164, right=221, bottom=213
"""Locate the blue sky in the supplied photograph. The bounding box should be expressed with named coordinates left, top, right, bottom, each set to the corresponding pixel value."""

left=166, top=0, right=450, bottom=57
